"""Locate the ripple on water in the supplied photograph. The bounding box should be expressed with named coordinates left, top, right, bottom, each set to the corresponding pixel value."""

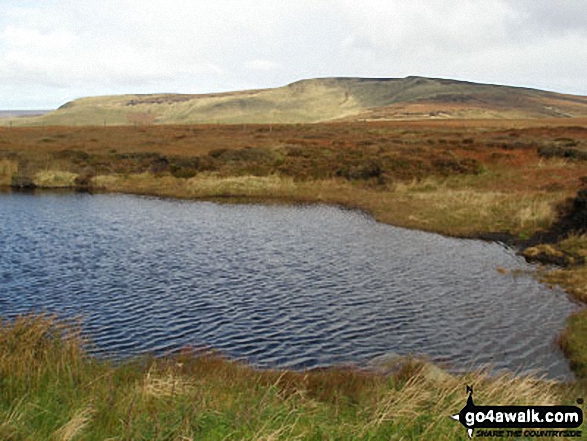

left=0, top=192, right=579, bottom=379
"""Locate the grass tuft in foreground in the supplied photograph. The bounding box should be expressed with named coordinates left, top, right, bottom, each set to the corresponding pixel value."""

left=0, top=315, right=583, bottom=440
left=558, top=310, right=587, bottom=379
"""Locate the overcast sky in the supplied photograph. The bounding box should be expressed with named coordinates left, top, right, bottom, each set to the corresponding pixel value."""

left=1, top=0, right=586, bottom=109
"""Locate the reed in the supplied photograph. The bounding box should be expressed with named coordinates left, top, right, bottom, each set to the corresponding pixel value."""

left=0, top=159, right=17, bottom=186
left=0, top=315, right=581, bottom=440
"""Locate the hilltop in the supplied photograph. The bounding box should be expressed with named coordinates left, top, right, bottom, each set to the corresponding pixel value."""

left=5, top=76, right=587, bottom=126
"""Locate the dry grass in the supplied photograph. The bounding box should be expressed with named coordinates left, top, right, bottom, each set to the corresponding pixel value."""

left=91, top=173, right=356, bottom=205
left=0, top=315, right=580, bottom=440
left=0, top=159, right=18, bottom=186
left=536, top=157, right=576, bottom=169
left=363, top=368, right=561, bottom=439
left=354, top=175, right=561, bottom=236
left=532, top=234, right=587, bottom=300
left=186, top=175, right=299, bottom=198
left=88, top=172, right=561, bottom=237
left=545, top=266, right=587, bottom=303
left=141, top=369, right=194, bottom=398
left=558, top=309, right=587, bottom=378
left=390, top=182, right=558, bottom=234
left=53, top=407, right=95, bottom=441
left=516, top=199, right=557, bottom=229
left=0, top=395, right=27, bottom=438
left=33, top=170, right=78, bottom=188
left=558, top=234, right=587, bottom=259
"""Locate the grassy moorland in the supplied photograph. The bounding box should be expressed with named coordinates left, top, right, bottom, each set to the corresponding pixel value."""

left=1, top=120, right=586, bottom=235
left=1, top=119, right=587, bottom=439
left=3, top=76, right=587, bottom=127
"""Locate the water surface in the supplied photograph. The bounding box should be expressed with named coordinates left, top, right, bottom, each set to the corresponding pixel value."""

left=0, top=192, right=577, bottom=378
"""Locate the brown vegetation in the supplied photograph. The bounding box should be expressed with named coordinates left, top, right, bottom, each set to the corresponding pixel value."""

left=2, top=118, right=587, bottom=437
left=1, top=119, right=587, bottom=233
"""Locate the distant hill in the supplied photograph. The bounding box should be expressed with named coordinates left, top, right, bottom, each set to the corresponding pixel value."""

left=0, top=110, right=51, bottom=119
left=6, top=77, right=587, bottom=126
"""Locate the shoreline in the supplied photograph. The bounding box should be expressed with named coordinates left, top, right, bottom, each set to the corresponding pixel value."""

left=0, top=177, right=571, bottom=246
left=1, top=314, right=578, bottom=439
left=2, top=181, right=584, bottom=380
left=2, top=119, right=586, bottom=437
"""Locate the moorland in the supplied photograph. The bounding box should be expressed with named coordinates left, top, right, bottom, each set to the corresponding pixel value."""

left=1, top=77, right=587, bottom=439
left=3, top=76, right=587, bottom=127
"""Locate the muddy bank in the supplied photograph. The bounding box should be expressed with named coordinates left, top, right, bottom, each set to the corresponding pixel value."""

left=522, top=188, right=587, bottom=266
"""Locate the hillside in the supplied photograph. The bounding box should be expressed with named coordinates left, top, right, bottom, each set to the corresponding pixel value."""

left=6, top=76, right=587, bottom=126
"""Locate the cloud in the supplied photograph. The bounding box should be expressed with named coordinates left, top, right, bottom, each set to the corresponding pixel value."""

left=334, top=0, right=587, bottom=94
left=513, top=0, right=587, bottom=35
left=245, top=59, right=280, bottom=71
left=0, top=0, right=585, bottom=108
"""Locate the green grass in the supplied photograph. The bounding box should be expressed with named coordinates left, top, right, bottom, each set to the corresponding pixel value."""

left=559, top=310, right=587, bottom=379
left=0, top=315, right=582, bottom=440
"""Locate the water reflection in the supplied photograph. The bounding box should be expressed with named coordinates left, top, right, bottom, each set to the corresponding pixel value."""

left=0, top=192, right=577, bottom=378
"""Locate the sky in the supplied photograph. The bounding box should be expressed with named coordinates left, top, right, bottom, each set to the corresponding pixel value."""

left=1, top=0, right=586, bottom=109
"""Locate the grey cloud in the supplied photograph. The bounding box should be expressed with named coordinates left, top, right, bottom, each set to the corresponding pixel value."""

left=1, top=0, right=586, bottom=109
left=514, top=0, right=587, bottom=34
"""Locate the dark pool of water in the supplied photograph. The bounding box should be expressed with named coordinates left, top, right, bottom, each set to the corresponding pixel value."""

left=0, top=192, right=578, bottom=378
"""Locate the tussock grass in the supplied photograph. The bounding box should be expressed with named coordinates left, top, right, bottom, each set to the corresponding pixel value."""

left=525, top=233, right=587, bottom=381
left=89, top=172, right=560, bottom=237
left=536, top=157, right=576, bottom=169
left=33, top=170, right=78, bottom=188
left=141, top=368, right=194, bottom=398
left=535, top=234, right=587, bottom=297
left=558, top=234, right=587, bottom=261
left=387, top=180, right=558, bottom=235
left=0, top=159, right=17, bottom=186
left=187, top=175, right=300, bottom=198
left=517, top=199, right=556, bottom=230
left=53, top=406, right=95, bottom=441
left=0, top=315, right=581, bottom=440
left=558, top=309, right=587, bottom=379
left=385, top=176, right=558, bottom=234
left=91, top=173, right=356, bottom=205
left=391, top=176, right=447, bottom=193
left=545, top=267, right=587, bottom=303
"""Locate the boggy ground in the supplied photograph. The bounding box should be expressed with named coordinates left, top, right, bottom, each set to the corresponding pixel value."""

left=1, top=119, right=587, bottom=439
left=2, top=119, right=587, bottom=236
